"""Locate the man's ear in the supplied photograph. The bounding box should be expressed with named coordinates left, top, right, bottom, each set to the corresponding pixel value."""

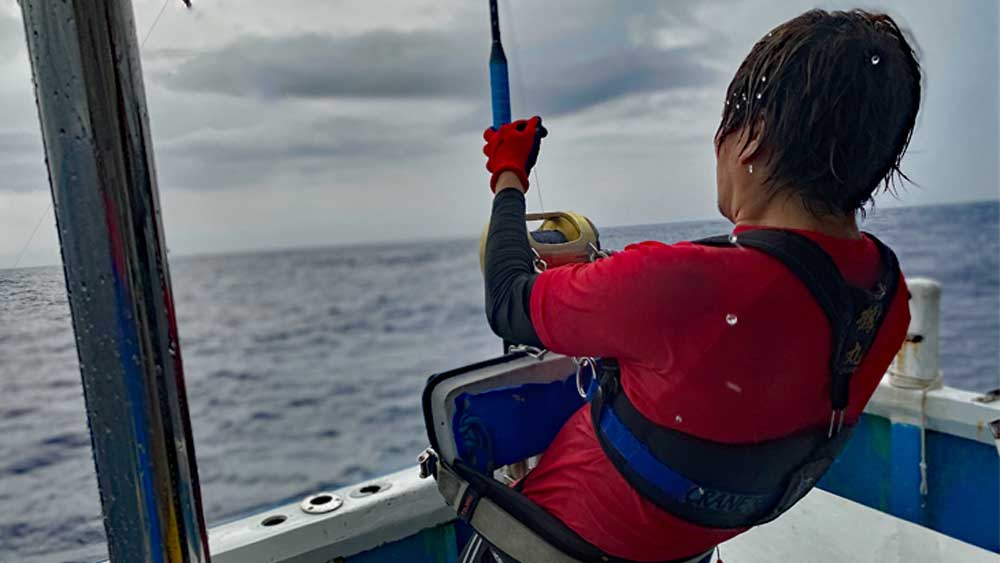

left=737, top=123, right=764, bottom=165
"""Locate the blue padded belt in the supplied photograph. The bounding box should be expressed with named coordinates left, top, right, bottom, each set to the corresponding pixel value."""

left=597, top=403, right=777, bottom=517
left=598, top=406, right=692, bottom=499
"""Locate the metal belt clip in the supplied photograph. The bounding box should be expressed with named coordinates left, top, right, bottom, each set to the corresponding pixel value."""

left=574, top=357, right=598, bottom=399
left=531, top=247, right=548, bottom=272
left=506, top=344, right=548, bottom=360
left=587, top=241, right=612, bottom=261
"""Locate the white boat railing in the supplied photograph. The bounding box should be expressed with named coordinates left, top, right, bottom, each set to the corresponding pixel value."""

left=869, top=277, right=998, bottom=447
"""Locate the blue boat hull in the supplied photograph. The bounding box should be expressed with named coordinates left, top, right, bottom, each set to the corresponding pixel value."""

left=821, top=412, right=999, bottom=552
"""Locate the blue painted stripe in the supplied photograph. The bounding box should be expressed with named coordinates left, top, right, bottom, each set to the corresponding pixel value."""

left=889, top=422, right=923, bottom=523
left=113, top=266, right=166, bottom=563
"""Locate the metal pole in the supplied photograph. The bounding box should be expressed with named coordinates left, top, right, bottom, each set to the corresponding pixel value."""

left=18, top=2, right=211, bottom=562
left=889, top=278, right=942, bottom=389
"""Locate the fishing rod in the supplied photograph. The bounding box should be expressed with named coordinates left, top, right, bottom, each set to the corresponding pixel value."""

left=482, top=0, right=602, bottom=271
left=484, top=1, right=604, bottom=361
left=488, top=0, right=512, bottom=129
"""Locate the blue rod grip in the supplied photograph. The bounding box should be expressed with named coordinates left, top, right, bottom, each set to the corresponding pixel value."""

left=490, top=43, right=511, bottom=129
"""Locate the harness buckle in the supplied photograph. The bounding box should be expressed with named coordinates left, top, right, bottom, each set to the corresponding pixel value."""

left=827, top=410, right=845, bottom=438
left=417, top=447, right=438, bottom=479
left=506, top=343, right=548, bottom=360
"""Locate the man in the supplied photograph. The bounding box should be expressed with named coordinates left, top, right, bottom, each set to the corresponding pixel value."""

left=470, top=8, right=921, bottom=563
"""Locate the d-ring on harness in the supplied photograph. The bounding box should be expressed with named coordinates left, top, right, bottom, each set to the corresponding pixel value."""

left=574, top=357, right=598, bottom=399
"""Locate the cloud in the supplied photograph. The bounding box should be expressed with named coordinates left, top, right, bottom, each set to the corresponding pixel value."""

left=0, top=130, right=45, bottom=192
left=152, top=109, right=459, bottom=191
left=524, top=46, right=716, bottom=116
left=0, top=12, right=24, bottom=62
left=161, top=30, right=483, bottom=100
left=159, top=27, right=717, bottom=116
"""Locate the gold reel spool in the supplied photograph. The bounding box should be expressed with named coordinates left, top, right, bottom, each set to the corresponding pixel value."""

left=479, top=211, right=603, bottom=273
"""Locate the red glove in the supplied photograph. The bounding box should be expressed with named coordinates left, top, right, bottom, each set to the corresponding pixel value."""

left=482, top=116, right=548, bottom=192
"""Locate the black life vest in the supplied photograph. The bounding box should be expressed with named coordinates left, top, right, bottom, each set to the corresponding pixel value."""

left=590, top=228, right=901, bottom=529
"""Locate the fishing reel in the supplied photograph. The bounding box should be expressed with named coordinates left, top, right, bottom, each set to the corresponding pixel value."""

left=479, top=211, right=606, bottom=273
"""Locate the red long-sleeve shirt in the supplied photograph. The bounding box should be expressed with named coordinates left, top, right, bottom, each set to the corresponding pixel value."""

left=520, top=225, right=910, bottom=561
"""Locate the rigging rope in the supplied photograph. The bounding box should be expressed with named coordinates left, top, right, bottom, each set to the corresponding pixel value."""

left=9, top=0, right=182, bottom=270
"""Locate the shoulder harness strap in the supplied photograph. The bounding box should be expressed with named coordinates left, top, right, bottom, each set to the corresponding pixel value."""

left=698, top=229, right=900, bottom=419
left=589, top=229, right=901, bottom=529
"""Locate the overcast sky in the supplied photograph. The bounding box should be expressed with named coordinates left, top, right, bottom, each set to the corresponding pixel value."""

left=0, top=0, right=996, bottom=267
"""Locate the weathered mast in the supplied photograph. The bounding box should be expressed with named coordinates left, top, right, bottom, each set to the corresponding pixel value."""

left=18, top=2, right=210, bottom=562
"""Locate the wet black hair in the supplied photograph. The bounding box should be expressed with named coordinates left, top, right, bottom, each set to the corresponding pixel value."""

left=716, top=9, right=922, bottom=216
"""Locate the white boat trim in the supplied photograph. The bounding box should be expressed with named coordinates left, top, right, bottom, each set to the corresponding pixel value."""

left=208, top=467, right=452, bottom=563
left=204, top=462, right=995, bottom=563
left=868, top=378, right=1000, bottom=445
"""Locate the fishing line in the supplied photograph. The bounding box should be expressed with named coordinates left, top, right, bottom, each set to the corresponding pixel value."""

left=498, top=0, right=545, bottom=213
left=10, top=203, right=50, bottom=269
left=9, top=0, right=176, bottom=269
left=141, top=0, right=172, bottom=48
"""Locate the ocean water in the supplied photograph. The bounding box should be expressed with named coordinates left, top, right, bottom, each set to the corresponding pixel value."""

left=0, top=200, right=997, bottom=563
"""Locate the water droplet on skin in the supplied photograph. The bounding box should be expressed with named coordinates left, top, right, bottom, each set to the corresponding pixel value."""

left=675, top=415, right=683, bottom=423
left=871, top=54, right=880, bottom=65
left=726, top=314, right=739, bottom=326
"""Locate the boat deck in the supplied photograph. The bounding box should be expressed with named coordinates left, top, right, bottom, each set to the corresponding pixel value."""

left=206, top=465, right=997, bottom=563
left=726, top=486, right=996, bottom=562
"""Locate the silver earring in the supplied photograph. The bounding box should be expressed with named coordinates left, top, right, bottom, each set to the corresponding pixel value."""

left=748, top=164, right=754, bottom=174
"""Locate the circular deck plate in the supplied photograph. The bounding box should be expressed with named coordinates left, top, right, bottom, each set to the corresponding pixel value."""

left=300, top=492, right=344, bottom=514
left=349, top=481, right=393, bottom=499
